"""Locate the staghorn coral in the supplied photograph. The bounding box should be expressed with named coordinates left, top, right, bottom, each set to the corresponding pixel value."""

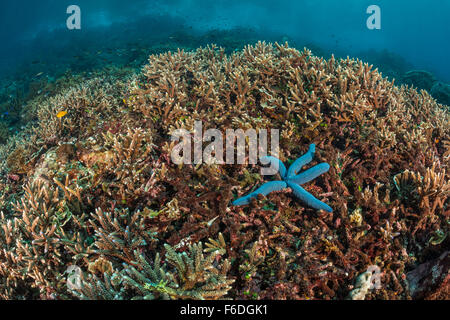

left=72, top=272, right=125, bottom=300
left=83, top=127, right=158, bottom=208
left=72, top=236, right=234, bottom=300
left=88, top=207, right=156, bottom=266
left=0, top=42, right=448, bottom=300
left=0, top=179, right=89, bottom=299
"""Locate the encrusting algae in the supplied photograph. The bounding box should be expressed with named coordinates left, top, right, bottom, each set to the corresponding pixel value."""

left=0, top=42, right=448, bottom=300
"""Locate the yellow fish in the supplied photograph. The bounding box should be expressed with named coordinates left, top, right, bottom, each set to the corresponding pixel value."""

left=57, top=111, right=67, bottom=118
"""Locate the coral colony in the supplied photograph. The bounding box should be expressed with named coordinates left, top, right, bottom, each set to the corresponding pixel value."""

left=170, top=120, right=280, bottom=168
left=0, top=43, right=448, bottom=300
left=232, top=144, right=333, bottom=213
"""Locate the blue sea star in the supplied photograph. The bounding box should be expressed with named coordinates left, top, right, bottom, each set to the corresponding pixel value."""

left=232, top=144, right=333, bottom=212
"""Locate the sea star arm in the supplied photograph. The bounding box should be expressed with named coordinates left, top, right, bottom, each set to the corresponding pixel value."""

left=287, top=181, right=333, bottom=212
left=260, top=156, right=287, bottom=178
left=287, top=144, right=316, bottom=178
left=287, top=163, right=330, bottom=185
left=232, top=181, right=287, bottom=206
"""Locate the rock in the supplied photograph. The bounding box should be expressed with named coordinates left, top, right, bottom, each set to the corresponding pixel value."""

left=406, top=251, right=449, bottom=299
left=430, top=82, right=450, bottom=107
left=401, top=70, right=437, bottom=92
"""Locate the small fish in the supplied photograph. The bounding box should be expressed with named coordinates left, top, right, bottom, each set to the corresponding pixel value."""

left=57, top=111, right=67, bottom=118
left=35, top=72, right=44, bottom=77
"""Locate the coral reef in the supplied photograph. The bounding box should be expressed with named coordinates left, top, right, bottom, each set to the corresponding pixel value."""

left=75, top=239, right=234, bottom=300
left=0, top=122, right=9, bottom=145
left=406, top=251, right=449, bottom=299
left=399, top=70, right=450, bottom=106
left=401, top=70, right=437, bottom=92
left=0, top=42, right=448, bottom=300
left=431, top=82, right=450, bottom=107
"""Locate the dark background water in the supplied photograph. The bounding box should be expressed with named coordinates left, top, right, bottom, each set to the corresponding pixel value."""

left=0, top=0, right=449, bottom=82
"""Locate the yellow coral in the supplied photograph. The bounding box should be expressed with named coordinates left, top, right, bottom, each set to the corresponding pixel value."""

left=88, top=257, right=114, bottom=275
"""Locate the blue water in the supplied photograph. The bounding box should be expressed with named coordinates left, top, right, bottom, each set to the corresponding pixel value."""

left=0, top=0, right=449, bottom=82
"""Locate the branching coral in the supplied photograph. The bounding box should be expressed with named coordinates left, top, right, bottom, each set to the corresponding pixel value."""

left=72, top=272, right=125, bottom=300
left=0, top=180, right=91, bottom=298
left=88, top=207, right=155, bottom=265
left=72, top=236, right=234, bottom=300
